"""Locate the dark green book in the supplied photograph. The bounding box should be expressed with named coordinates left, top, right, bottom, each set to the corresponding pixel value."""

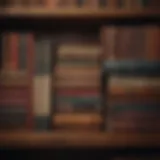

left=103, top=61, right=160, bottom=76
left=34, top=116, right=50, bottom=131
left=35, top=35, right=52, bottom=76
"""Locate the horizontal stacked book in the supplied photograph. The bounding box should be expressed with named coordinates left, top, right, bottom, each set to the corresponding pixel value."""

left=0, top=32, right=34, bottom=130
left=101, top=24, right=160, bottom=133
left=1, top=0, right=159, bottom=10
left=53, top=33, right=102, bottom=131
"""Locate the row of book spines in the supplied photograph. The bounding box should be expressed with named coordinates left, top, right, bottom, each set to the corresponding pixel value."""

left=1, top=33, right=33, bottom=72
left=2, top=0, right=158, bottom=9
left=102, top=25, right=160, bottom=61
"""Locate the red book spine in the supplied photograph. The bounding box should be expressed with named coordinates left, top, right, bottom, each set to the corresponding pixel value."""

left=26, top=33, right=34, bottom=130
left=9, top=32, right=19, bottom=71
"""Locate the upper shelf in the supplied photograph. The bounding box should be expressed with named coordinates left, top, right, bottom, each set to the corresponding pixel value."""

left=0, top=8, right=160, bottom=19
left=0, top=131, right=160, bottom=148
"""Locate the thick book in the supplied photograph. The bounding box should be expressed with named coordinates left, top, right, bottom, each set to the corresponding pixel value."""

left=0, top=105, right=27, bottom=130
left=55, top=65, right=100, bottom=77
left=103, top=61, right=160, bottom=76
left=57, top=44, right=101, bottom=61
left=107, top=104, right=160, bottom=132
left=53, top=113, right=102, bottom=130
left=107, top=76, right=160, bottom=96
left=55, top=79, right=100, bottom=89
left=33, top=35, right=52, bottom=130
left=0, top=70, right=28, bottom=86
left=33, top=75, right=51, bottom=131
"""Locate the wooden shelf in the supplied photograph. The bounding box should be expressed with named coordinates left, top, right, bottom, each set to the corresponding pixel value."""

left=0, top=8, right=160, bottom=19
left=0, top=132, right=160, bottom=148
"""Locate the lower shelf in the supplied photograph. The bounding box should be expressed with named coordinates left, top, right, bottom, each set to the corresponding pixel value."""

left=0, top=132, right=159, bottom=148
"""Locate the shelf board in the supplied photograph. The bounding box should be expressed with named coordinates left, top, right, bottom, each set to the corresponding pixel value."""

left=0, top=8, right=160, bottom=19
left=0, top=132, right=160, bottom=148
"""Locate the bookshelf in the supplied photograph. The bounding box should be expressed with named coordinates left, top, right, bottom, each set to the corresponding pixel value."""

left=0, top=8, right=160, bottom=19
left=0, top=1, right=160, bottom=151
left=0, top=132, right=160, bottom=148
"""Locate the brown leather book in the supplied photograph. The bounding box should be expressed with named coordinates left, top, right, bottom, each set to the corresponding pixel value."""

left=53, top=113, right=102, bottom=130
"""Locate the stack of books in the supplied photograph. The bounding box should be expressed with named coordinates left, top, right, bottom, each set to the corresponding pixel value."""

left=53, top=33, right=102, bottom=131
left=0, top=32, right=34, bottom=130
left=101, top=24, right=160, bottom=133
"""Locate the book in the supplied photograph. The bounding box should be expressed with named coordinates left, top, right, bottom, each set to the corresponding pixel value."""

left=18, top=33, right=28, bottom=70
left=107, top=103, right=160, bottom=132
left=0, top=87, right=27, bottom=105
left=0, top=70, right=28, bottom=86
left=107, top=77, right=160, bottom=95
left=57, top=44, right=101, bottom=60
left=7, top=32, right=19, bottom=71
left=103, top=61, right=160, bottom=76
left=101, top=25, right=160, bottom=61
left=0, top=105, right=27, bottom=130
left=53, top=113, right=102, bottom=130
left=55, top=79, right=100, bottom=88
left=100, top=26, right=117, bottom=60
left=33, top=35, right=52, bottom=130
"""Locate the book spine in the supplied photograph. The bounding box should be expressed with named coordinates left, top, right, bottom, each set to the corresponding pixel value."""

left=8, top=32, right=19, bottom=71
left=1, top=33, right=10, bottom=70
left=53, top=113, right=102, bottom=130
left=58, top=45, right=101, bottom=60
left=0, top=106, right=27, bottom=130
left=107, top=104, right=160, bottom=132
left=0, top=87, right=27, bottom=104
left=26, top=33, right=34, bottom=129
left=18, top=33, right=27, bottom=71
left=33, top=36, right=52, bottom=131
left=146, top=25, right=160, bottom=60
left=100, top=26, right=117, bottom=60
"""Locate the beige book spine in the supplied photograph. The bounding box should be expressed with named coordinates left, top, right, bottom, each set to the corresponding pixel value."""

left=33, top=75, right=51, bottom=117
left=58, top=44, right=101, bottom=59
